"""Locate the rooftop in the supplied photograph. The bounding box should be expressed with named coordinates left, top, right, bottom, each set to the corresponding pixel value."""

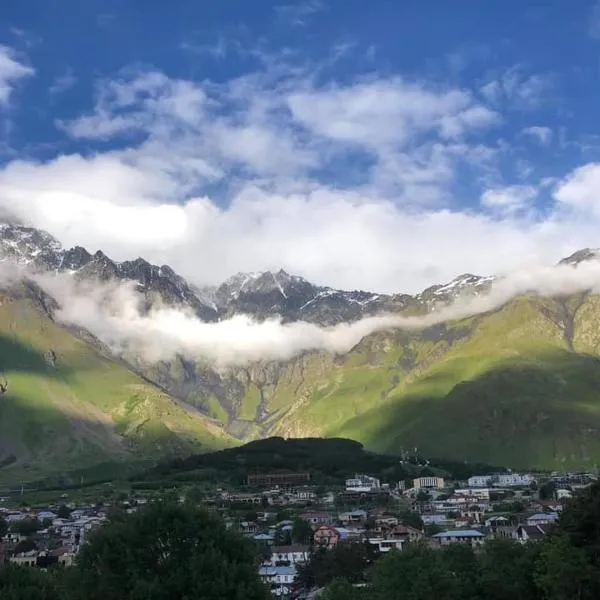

left=432, top=529, right=485, bottom=538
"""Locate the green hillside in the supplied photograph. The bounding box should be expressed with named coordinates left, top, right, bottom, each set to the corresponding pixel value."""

left=6, top=278, right=600, bottom=477
left=0, top=285, right=234, bottom=484
left=184, top=293, right=600, bottom=470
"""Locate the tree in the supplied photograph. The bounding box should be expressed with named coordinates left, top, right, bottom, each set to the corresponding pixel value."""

left=397, top=510, right=424, bottom=531
left=370, top=543, right=461, bottom=600
left=303, top=541, right=378, bottom=588
left=538, top=480, right=556, bottom=501
left=67, top=502, right=269, bottom=600
left=12, top=518, right=42, bottom=536
left=478, top=538, right=540, bottom=600
left=320, top=578, right=365, bottom=600
left=0, top=564, right=63, bottom=600
left=274, top=527, right=292, bottom=546
left=292, top=517, right=313, bottom=545
left=535, top=534, right=598, bottom=600
left=556, top=480, right=600, bottom=561
left=14, top=539, right=37, bottom=554
left=441, top=544, right=480, bottom=600
left=0, top=516, right=7, bottom=538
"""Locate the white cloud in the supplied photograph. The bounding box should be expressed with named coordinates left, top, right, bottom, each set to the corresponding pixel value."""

left=1, top=61, right=600, bottom=297
left=287, top=78, right=497, bottom=148
left=480, top=66, right=550, bottom=110
left=553, top=163, right=600, bottom=216
left=522, top=126, right=552, bottom=146
left=0, top=45, right=33, bottom=105
left=480, top=184, right=539, bottom=213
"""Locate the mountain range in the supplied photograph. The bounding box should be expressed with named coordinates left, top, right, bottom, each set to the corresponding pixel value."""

left=2, top=221, right=600, bottom=481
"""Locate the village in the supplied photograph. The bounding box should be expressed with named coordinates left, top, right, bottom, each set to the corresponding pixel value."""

left=0, top=468, right=595, bottom=598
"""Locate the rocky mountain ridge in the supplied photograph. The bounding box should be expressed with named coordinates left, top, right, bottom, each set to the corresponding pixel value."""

left=0, top=223, right=503, bottom=325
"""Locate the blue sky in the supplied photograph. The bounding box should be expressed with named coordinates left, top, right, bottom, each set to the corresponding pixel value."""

left=2, top=1, right=600, bottom=293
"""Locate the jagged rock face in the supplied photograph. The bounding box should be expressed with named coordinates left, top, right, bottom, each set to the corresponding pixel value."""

left=0, top=223, right=418, bottom=325
left=215, top=269, right=417, bottom=324
left=0, top=224, right=220, bottom=322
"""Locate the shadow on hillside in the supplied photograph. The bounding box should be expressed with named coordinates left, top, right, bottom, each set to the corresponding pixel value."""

left=0, top=333, right=67, bottom=377
left=346, top=350, right=600, bottom=470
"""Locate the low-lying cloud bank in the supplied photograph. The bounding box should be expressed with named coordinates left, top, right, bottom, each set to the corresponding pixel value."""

left=2, top=257, right=600, bottom=368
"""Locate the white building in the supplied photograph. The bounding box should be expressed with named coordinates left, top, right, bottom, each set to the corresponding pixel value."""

left=556, top=489, right=572, bottom=500
left=259, top=565, right=296, bottom=597
left=454, top=488, right=490, bottom=501
left=368, top=538, right=406, bottom=553
left=413, top=476, right=445, bottom=489
left=467, top=475, right=491, bottom=488
left=468, top=473, right=533, bottom=488
left=345, top=474, right=381, bottom=492
left=268, top=545, right=310, bottom=565
left=496, top=473, right=533, bottom=487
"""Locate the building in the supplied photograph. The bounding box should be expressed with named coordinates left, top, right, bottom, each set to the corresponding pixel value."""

left=389, top=524, right=424, bottom=542
left=268, top=545, right=310, bottom=565
left=259, top=565, right=297, bottom=597
left=495, top=473, right=533, bottom=487
left=9, top=551, right=38, bottom=567
left=413, top=476, right=445, bottom=490
left=514, top=525, right=551, bottom=543
left=431, top=530, right=486, bottom=547
left=345, top=474, right=381, bottom=492
left=526, top=513, right=559, bottom=527
left=467, top=475, right=492, bottom=487
left=339, top=510, right=367, bottom=525
left=454, top=488, right=490, bottom=501
left=314, top=525, right=356, bottom=548
left=299, top=511, right=333, bottom=526
left=247, top=472, right=310, bottom=487
left=368, top=538, right=405, bottom=553
left=468, top=473, right=533, bottom=488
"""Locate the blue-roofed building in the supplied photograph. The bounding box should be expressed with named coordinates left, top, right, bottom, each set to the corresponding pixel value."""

left=526, top=513, right=559, bottom=526
left=431, top=529, right=486, bottom=547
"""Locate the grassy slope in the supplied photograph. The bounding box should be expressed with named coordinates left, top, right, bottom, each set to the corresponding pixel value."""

left=222, top=294, right=600, bottom=469
left=0, top=289, right=233, bottom=483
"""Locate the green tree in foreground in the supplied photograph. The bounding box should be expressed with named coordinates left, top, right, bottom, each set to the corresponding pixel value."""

left=0, top=564, right=62, bottom=600
left=67, top=502, right=269, bottom=600
left=319, top=578, right=366, bottom=600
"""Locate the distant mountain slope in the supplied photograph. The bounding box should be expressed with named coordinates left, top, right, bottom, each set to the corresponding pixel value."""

left=247, top=294, right=600, bottom=469
left=0, top=281, right=233, bottom=484
left=5, top=222, right=600, bottom=471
